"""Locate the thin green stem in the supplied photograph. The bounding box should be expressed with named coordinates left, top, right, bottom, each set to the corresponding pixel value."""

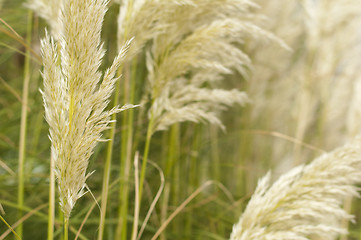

left=160, top=184, right=170, bottom=240
left=210, top=125, right=220, bottom=182
left=185, top=124, right=200, bottom=237
left=0, top=215, right=22, bottom=240
left=109, top=0, right=133, bottom=237
left=116, top=66, right=130, bottom=240
left=169, top=124, right=180, bottom=234
left=59, top=209, right=64, bottom=240
left=97, top=69, right=122, bottom=240
left=131, top=153, right=140, bottom=240
left=17, top=10, right=32, bottom=238
left=159, top=124, right=180, bottom=239
left=116, top=57, right=137, bottom=240
left=48, top=155, right=55, bottom=240
left=138, top=116, right=154, bottom=202
left=63, top=217, right=69, bottom=240
left=159, top=132, right=169, bottom=240
left=238, top=105, right=251, bottom=201
left=129, top=112, right=154, bottom=240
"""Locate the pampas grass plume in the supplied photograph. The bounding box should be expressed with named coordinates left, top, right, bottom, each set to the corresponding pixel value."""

left=118, top=0, right=287, bottom=134
left=231, top=136, right=361, bottom=240
left=40, top=0, right=135, bottom=219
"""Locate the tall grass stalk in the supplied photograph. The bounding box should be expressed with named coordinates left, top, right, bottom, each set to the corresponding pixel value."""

left=237, top=104, right=252, bottom=198
left=48, top=154, right=55, bottom=240
left=210, top=125, right=220, bottom=181
left=116, top=57, right=137, bottom=240
left=97, top=118, right=116, bottom=239
left=158, top=124, right=181, bottom=237
left=137, top=160, right=165, bottom=240
left=113, top=1, right=136, bottom=237
left=116, top=62, right=130, bottom=240
left=63, top=217, right=68, bottom=240
left=131, top=152, right=140, bottom=240
left=138, top=112, right=155, bottom=202
left=185, top=125, right=201, bottom=237
left=58, top=209, right=63, bottom=240
left=168, top=124, right=180, bottom=234
left=16, top=9, right=32, bottom=238
left=97, top=68, right=122, bottom=240
left=127, top=107, right=157, bottom=237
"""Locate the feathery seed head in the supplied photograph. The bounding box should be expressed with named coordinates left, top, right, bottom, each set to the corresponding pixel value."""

left=41, top=0, right=134, bottom=219
left=246, top=0, right=361, bottom=167
left=230, top=137, right=361, bottom=240
left=118, top=0, right=285, bottom=135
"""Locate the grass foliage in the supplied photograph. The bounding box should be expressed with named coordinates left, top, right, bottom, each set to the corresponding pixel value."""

left=1, top=0, right=361, bottom=239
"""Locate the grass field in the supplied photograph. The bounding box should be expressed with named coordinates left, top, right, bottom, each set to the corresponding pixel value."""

left=2, top=0, right=361, bottom=239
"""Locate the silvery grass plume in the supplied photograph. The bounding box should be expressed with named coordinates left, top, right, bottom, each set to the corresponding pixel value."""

left=40, top=0, right=134, bottom=219
left=245, top=0, right=361, bottom=169
left=230, top=136, right=361, bottom=240
left=118, top=0, right=288, bottom=134
left=147, top=20, right=288, bottom=133
left=118, top=0, right=262, bottom=59
left=293, top=0, right=361, bottom=148
left=26, top=0, right=64, bottom=39
left=117, top=0, right=188, bottom=58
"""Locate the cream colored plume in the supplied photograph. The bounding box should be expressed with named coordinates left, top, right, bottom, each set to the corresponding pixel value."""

left=118, top=0, right=286, bottom=134
left=246, top=0, right=361, bottom=170
left=40, top=0, right=134, bottom=219
left=118, top=0, right=261, bottom=59
left=230, top=136, right=361, bottom=240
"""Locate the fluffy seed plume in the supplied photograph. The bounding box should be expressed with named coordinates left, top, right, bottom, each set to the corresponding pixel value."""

left=148, top=18, right=287, bottom=133
left=117, top=0, right=263, bottom=58
left=41, top=0, right=134, bottom=219
left=245, top=0, right=361, bottom=167
left=230, top=136, right=361, bottom=240
left=118, top=0, right=286, bottom=134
